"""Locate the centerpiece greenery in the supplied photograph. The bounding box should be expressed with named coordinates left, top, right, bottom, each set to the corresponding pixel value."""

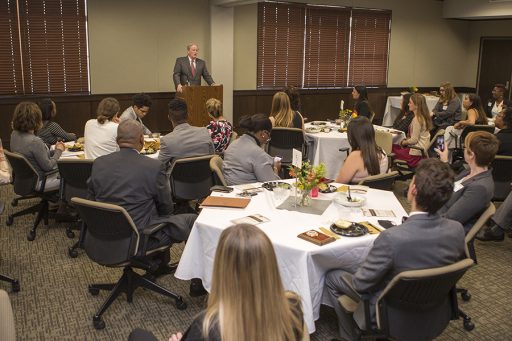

left=289, top=162, right=326, bottom=206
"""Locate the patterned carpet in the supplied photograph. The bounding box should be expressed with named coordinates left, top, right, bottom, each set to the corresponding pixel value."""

left=1, top=182, right=511, bottom=340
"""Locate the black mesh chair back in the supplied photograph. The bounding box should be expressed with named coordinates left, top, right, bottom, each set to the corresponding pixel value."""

left=375, top=258, right=474, bottom=337
left=459, top=125, right=495, bottom=146
left=170, top=155, right=215, bottom=201
left=267, top=128, right=307, bottom=164
left=57, top=159, right=93, bottom=201
left=4, top=151, right=39, bottom=196
left=71, top=198, right=138, bottom=266
left=491, top=155, right=512, bottom=201
left=358, top=171, right=398, bottom=191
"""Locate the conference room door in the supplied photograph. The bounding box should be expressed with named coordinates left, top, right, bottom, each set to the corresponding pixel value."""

left=477, top=37, right=512, bottom=102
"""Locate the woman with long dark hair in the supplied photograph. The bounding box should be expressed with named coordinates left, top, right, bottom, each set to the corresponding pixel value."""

left=352, top=86, right=373, bottom=120
left=444, top=93, right=488, bottom=149
left=336, top=117, right=388, bottom=184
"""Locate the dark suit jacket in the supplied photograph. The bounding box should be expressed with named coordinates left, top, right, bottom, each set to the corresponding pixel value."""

left=354, top=100, right=372, bottom=119
left=173, top=56, right=214, bottom=89
left=496, top=128, right=512, bottom=156
left=88, top=148, right=195, bottom=243
left=352, top=213, right=466, bottom=340
left=438, top=169, right=494, bottom=230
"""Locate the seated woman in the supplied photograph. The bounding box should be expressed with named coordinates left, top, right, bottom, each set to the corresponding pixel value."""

left=84, top=97, right=120, bottom=160
left=392, top=93, right=414, bottom=134
left=495, top=105, right=512, bottom=156
left=436, top=131, right=499, bottom=232
left=223, top=114, right=281, bottom=185
left=336, top=117, right=388, bottom=184
left=269, top=91, right=304, bottom=129
left=10, top=102, right=65, bottom=191
left=36, top=98, right=76, bottom=146
left=432, top=82, right=461, bottom=130
left=392, top=93, right=432, bottom=168
left=352, top=86, right=373, bottom=120
left=129, top=224, right=305, bottom=341
left=444, top=93, right=488, bottom=149
left=205, top=98, right=232, bottom=154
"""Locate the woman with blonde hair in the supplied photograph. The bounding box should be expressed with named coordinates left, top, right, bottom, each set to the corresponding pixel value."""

left=270, top=91, right=304, bottom=129
left=205, top=98, right=233, bottom=153
left=84, top=97, right=120, bottom=159
left=128, top=224, right=305, bottom=341
left=432, top=81, right=461, bottom=130
left=392, top=93, right=432, bottom=168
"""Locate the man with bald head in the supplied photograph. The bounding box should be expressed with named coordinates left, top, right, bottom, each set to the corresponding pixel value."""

left=88, top=120, right=196, bottom=272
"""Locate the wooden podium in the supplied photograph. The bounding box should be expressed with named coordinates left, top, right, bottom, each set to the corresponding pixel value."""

left=176, top=85, right=223, bottom=127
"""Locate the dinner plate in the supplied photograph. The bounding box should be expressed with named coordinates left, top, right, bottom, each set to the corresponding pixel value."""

left=318, top=184, right=337, bottom=193
left=306, top=127, right=322, bottom=134
left=311, top=121, right=328, bottom=126
left=330, top=222, right=368, bottom=237
left=332, top=193, right=366, bottom=207
left=262, top=181, right=292, bottom=191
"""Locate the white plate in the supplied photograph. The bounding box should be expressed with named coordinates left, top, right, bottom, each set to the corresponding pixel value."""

left=332, top=193, right=366, bottom=207
left=306, top=127, right=322, bottom=134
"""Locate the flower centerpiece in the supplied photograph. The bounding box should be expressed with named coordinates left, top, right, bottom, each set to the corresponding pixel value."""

left=338, top=109, right=357, bottom=130
left=289, top=162, right=326, bottom=206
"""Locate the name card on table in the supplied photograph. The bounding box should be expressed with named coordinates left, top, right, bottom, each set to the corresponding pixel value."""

left=292, top=148, right=302, bottom=168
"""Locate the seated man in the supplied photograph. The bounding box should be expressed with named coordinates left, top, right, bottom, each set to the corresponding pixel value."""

left=476, top=190, right=512, bottom=242
left=325, top=158, right=466, bottom=341
left=88, top=120, right=196, bottom=274
left=119, top=93, right=152, bottom=135
left=158, top=98, right=214, bottom=165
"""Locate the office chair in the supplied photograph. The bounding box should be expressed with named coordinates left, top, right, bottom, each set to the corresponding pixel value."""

left=357, top=171, right=399, bottom=191
left=491, top=155, right=512, bottom=202
left=454, top=203, right=496, bottom=331
left=57, top=159, right=94, bottom=257
left=71, top=197, right=187, bottom=330
left=4, top=150, right=59, bottom=241
left=267, top=127, right=309, bottom=179
left=338, top=258, right=474, bottom=340
left=169, top=155, right=215, bottom=211
left=210, top=155, right=228, bottom=186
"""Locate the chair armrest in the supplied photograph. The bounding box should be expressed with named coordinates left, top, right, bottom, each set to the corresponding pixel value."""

left=44, top=168, right=60, bottom=177
left=141, top=222, right=168, bottom=236
left=339, top=147, right=350, bottom=152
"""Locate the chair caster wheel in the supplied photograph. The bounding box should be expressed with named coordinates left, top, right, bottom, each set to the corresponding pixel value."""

left=88, top=286, right=100, bottom=296
left=66, top=229, right=75, bottom=238
left=27, top=230, right=36, bottom=241
left=68, top=247, right=78, bottom=258
left=6, top=216, right=13, bottom=226
left=12, top=280, right=20, bottom=293
left=93, top=316, right=105, bottom=330
left=176, top=298, right=187, bottom=310
left=463, top=319, right=475, bottom=331
left=11, top=199, right=18, bottom=207
left=461, top=291, right=471, bottom=301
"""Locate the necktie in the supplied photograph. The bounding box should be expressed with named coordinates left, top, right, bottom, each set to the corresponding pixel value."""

left=191, top=59, right=196, bottom=77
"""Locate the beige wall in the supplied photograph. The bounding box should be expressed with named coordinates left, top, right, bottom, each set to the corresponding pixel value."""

left=87, top=0, right=211, bottom=94
left=233, top=0, right=472, bottom=89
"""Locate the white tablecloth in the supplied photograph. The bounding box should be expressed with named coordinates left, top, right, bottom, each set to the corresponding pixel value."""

left=175, top=182, right=407, bottom=333
left=382, top=95, right=439, bottom=127
left=304, top=123, right=405, bottom=180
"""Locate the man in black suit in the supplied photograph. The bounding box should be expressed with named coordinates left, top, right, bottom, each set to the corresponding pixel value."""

left=173, top=43, right=215, bottom=93
left=88, top=120, right=196, bottom=272
left=325, top=158, right=466, bottom=341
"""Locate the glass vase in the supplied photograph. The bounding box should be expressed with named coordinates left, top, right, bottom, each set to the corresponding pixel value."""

left=295, top=188, right=312, bottom=207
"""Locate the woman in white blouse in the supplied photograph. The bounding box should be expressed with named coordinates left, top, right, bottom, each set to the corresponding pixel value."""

left=84, top=97, right=120, bottom=159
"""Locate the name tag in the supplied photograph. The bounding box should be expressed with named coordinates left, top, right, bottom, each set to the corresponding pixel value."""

left=454, top=181, right=464, bottom=192
left=442, top=105, right=448, bottom=110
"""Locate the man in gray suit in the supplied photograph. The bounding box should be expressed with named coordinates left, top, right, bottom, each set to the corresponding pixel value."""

left=88, top=120, right=197, bottom=273
left=173, top=43, right=215, bottom=93
left=325, top=158, right=466, bottom=341
left=119, top=93, right=152, bottom=135
left=158, top=98, right=214, bottom=165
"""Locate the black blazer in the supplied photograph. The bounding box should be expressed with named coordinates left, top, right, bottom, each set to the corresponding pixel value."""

left=354, top=100, right=372, bottom=120
left=173, top=56, right=214, bottom=89
left=497, top=128, right=512, bottom=156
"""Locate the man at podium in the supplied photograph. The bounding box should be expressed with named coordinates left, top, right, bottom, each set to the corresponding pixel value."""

left=173, top=43, right=215, bottom=93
